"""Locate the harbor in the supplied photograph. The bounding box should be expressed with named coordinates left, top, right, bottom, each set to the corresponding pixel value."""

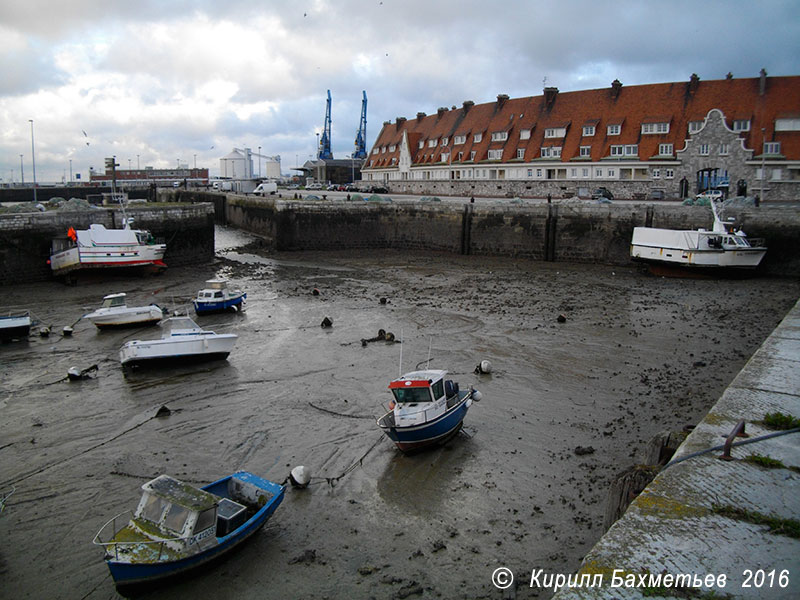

left=1, top=225, right=798, bottom=598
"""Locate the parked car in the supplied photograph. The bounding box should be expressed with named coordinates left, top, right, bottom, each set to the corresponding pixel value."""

left=306, top=182, right=323, bottom=190
left=369, top=185, right=388, bottom=194
left=591, top=187, right=614, bottom=200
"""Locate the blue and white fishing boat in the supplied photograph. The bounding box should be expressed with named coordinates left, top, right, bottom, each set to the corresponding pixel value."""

left=93, top=472, right=284, bottom=589
left=193, top=280, right=246, bottom=314
left=377, top=369, right=481, bottom=452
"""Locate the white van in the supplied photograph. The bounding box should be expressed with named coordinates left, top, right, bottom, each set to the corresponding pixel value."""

left=253, top=181, right=277, bottom=196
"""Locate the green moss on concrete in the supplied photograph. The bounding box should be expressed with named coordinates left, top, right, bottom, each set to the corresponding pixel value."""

left=632, top=490, right=709, bottom=520
left=712, top=505, right=800, bottom=538
left=762, top=412, right=800, bottom=430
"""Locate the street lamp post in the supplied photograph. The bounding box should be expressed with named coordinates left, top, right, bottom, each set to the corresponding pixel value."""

left=69, top=159, right=72, bottom=185
left=137, top=154, right=140, bottom=169
left=29, top=120, right=37, bottom=203
left=760, top=127, right=766, bottom=203
left=20, top=154, right=24, bottom=185
left=258, top=146, right=261, bottom=178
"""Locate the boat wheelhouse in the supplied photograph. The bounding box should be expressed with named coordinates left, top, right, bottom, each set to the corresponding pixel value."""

left=93, top=472, right=284, bottom=588
left=193, top=280, right=247, bottom=314
left=377, top=369, right=479, bottom=452
left=85, top=293, right=164, bottom=329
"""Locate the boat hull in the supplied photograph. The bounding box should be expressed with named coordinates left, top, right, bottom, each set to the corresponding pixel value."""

left=378, top=392, right=472, bottom=452
left=193, top=294, right=246, bottom=314
left=0, top=314, right=32, bottom=341
left=87, top=306, right=163, bottom=329
left=49, top=246, right=166, bottom=276
left=105, top=473, right=284, bottom=588
left=119, top=334, right=238, bottom=366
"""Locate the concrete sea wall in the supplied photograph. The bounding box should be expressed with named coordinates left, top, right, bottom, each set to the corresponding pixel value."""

left=0, top=204, right=214, bottom=285
left=213, top=194, right=800, bottom=276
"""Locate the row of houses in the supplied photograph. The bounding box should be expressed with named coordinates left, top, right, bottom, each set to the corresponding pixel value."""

left=361, top=70, right=800, bottom=201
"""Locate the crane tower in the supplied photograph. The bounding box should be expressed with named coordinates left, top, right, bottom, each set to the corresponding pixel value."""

left=353, top=91, right=367, bottom=159
left=318, top=90, right=333, bottom=160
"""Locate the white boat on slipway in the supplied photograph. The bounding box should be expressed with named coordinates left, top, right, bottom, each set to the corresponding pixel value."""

left=85, top=293, right=164, bottom=329
left=119, top=317, right=237, bottom=367
left=630, top=198, right=767, bottom=271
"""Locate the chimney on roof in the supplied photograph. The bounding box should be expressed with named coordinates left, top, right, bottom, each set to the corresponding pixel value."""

left=543, top=87, right=558, bottom=108
left=395, top=117, right=406, bottom=130
left=416, top=112, right=426, bottom=121
left=726, top=72, right=733, bottom=80
left=759, top=68, right=768, bottom=95
left=437, top=107, right=447, bottom=118
left=688, top=73, right=700, bottom=94
left=610, top=79, right=622, bottom=100
left=462, top=100, right=474, bottom=114
left=496, top=94, right=509, bottom=109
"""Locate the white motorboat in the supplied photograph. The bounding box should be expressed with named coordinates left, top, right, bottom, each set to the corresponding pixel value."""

left=193, top=280, right=247, bottom=314
left=631, top=197, right=767, bottom=271
left=0, top=312, right=32, bottom=342
left=119, top=317, right=237, bottom=367
left=85, top=293, right=164, bottom=329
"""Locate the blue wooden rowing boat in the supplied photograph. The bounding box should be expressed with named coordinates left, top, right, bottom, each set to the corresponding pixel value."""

left=93, top=472, right=284, bottom=589
left=376, top=369, right=481, bottom=452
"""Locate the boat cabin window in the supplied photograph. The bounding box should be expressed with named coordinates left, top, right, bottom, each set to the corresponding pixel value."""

left=195, top=507, right=216, bottom=533
left=109, top=296, right=125, bottom=307
left=431, top=380, right=444, bottom=400
left=392, top=387, right=433, bottom=404
left=163, top=504, right=192, bottom=534
left=214, top=291, right=223, bottom=298
left=140, top=494, right=170, bottom=523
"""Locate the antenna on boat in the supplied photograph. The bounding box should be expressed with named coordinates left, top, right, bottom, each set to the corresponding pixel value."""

left=398, top=327, right=403, bottom=377
left=426, top=336, right=432, bottom=370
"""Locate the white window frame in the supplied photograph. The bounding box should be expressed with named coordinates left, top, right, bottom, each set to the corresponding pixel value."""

left=536, top=168, right=542, bottom=177
left=764, top=142, right=781, bottom=154
left=652, top=168, right=661, bottom=179
left=579, top=146, right=591, bottom=157
left=582, top=167, right=589, bottom=177
left=470, top=150, right=476, bottom=160
left=473, top=133, right=482, bottom=143
left=516, top=148, right=525, bottom=159
left=488, top=149, right=502, bottom=160
left=699, top=144, right=710, bottom=156
left=453, top=135, right=466, bottom=145
left=642, top=122, right=669, bottom=134
left=582, top=125, right=595, bottom=136
left=607, top=124, right=621, bottom=136
left=665, top=169, right=674, bottom=179
left=418, top=141, right=424, bottom=149
left=776, top=118, right=800, bottom=131
left=389, top=145, right=396, bottom=152
left=441, top=137, right=449, bottom=146
left=733, top=119, right=751, bottom=132
left=688, top=121, right=703, bottom=133
left=624, top=144, right=638, bottom=156
left=719, top=143, right=729, bottom=156
left=428, top=139, right=438, bottom=148
left=608, top=168, right=616, bottom=177
left=595, top=168, right=602, bottom=177
left=659, top=143, right=673, bottom=156
left=491, top=131, right=508, bottom=142
left=527, top=168, right=533, bottom=177
left=544, top=127, right=566, bottom=138
left=520, top=129, right=531, bottom=140
left=610, top=145, right=623, bottom=156
left=441, top=152, right=449, bottom=163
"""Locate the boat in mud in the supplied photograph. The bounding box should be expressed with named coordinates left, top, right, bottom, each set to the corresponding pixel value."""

left=93, top=472, right=284, bottom=589
left=376, top=369, right=481, bottom=452
left=48, top=213, right=166, bottom=278
left=0, top=312, right=32, bottom=342
left=119, top=316, right=237, bottom=367
left=630, top=197, right=767, bottom=272
left=85, top=293, right=164, bottom=329
left=193, top=280, right=246, bottom=314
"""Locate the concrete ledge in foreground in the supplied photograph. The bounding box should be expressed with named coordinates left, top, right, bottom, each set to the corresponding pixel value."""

left=552, top=299, right=800, bottom=599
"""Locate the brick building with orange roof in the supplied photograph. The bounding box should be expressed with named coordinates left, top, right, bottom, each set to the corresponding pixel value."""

left=361, top=70, right=800, bottom=201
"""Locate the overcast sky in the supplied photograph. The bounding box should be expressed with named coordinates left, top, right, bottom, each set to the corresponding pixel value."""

left=1, top=0, right=798, bottom=182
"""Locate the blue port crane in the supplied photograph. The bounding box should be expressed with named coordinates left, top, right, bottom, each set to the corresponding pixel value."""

left=353, top=91, right=367, bottom=159
left=318, top=90, right=333, bottom=160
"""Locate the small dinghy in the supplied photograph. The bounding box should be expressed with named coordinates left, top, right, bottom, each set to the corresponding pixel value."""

left=377, top=369, right=481, bottom=452
left=93, top=472, right=284, bottom=589
left=193, top=280, right=246, bottom=315
left=85, top=293, right=163, bottom=329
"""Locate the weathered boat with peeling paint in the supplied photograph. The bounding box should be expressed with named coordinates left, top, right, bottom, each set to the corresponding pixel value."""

left=93, top=472, right=284, bottom=589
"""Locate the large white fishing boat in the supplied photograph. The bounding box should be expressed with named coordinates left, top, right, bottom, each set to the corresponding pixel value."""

left=630, top=198, right=766, bottom=271
left=48, top=194, right=166, bottom=277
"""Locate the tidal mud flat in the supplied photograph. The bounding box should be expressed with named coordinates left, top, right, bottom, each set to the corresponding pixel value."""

left=1, top=226, right=798, bottom=599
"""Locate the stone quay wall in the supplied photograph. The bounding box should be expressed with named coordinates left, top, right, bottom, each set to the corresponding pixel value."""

left=203, top=194, right=800, bottom=276
left=0, top=204, right=214, bottom=285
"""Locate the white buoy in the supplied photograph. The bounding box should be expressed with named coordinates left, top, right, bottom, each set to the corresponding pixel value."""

left=62, top=326, right=73, bottom=337
left=472, top=389, right=483, bottom=402
left=475, top=359, right=492, bottom=374
left=67, top=366, right=81, bottom=381
left=289, top=465, right=311, bottom=488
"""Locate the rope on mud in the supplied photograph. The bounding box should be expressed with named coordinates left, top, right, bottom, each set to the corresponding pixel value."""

left=283, top=434, right=385, bottom=489
left=663, top=427, right=800, bottom=470
left=307, top=401, right=374, bottom=419
left=1, top=408, right=165, bottom=488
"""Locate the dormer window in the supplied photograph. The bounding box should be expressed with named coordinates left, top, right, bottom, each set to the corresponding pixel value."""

left=764, top=142, right=781, bottom=155
left=428, top=138, right=438, bottom=148
left=488, top=149, right=502, bottom=159
left=545, top=127, right=566, bottom=138
left=582, top=125, right=596, bottom=136
left=389, top=145, right=396, bottom=152
left=473, top=133, right=483, bottom=143
left=491, top=131, right=508, bottom=142
left=642, top=122, right=669, bottom=134
left=442, top=137, right=449, bottom=146
left=520, top=129, right=531, bottom=140
left=607, top=124, right=621, bottom=136
left=688, top=121, right=703, bottom=133
left=418, top=141, right=424, bottom=149
left=454, top=134, right=466, bottom=144
left=733, top=119, right=751, bottom=132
